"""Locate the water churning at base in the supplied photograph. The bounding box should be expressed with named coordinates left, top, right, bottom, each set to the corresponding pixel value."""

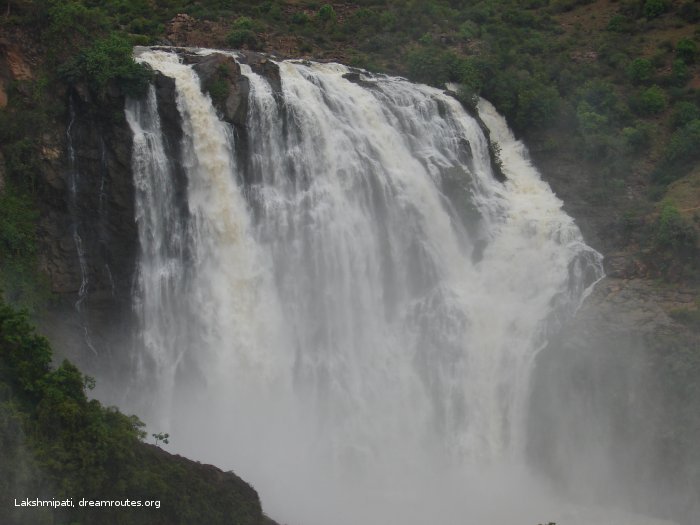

left=126, top=48, right=604, bottom=525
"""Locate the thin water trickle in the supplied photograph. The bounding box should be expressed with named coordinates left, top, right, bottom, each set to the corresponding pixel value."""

left=66, top=96, right=98, bottom=356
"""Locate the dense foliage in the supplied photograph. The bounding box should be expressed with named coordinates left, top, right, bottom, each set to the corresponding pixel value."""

left=0, top=297, right=266, bottom=525
left=0, top=297, right=141, bottom=524
left=0, top=76, right=53, bottom=310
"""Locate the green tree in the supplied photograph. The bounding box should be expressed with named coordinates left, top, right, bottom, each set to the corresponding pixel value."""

left=676, top=38, right=698, bottom=64
left=634, top=85, right=667, bottom=116
left=664, top=119, right=700, bottom=165
left=655, top=202, right=697, bottom=251
left=671, top=59, right=690, bottom=86
left=627, top=58, right=654, bottom=85
left=671, top=102, right=700, bottom=129
left=643, top=0, right=668, bottom=19
left=63, top=33, right=151, bottom=96
left=152, top=432, right=170, bottom=446
left=318, top=4, right=336, bottom=23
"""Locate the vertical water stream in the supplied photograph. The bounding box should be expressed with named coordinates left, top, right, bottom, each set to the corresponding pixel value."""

left=125, top=49, right=605, bottom=525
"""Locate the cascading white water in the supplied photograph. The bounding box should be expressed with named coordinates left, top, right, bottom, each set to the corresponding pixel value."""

left=124, top=49, right=616, bottom=525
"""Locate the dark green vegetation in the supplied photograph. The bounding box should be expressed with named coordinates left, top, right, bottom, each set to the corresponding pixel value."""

left=0, top=297, right=268, bottom=525
left=0, top=74, right=54, bottom=310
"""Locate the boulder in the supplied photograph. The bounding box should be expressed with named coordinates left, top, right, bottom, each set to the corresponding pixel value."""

left=190, top=53, right=250, bottom=128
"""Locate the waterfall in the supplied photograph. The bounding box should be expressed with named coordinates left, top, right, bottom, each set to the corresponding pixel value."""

left=125, top=49, right=607, bottom=525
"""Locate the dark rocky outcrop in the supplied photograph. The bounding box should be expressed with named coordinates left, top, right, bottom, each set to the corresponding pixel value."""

left=182, top=50, right=283, bottom=129
left=443, top=88, right=507, bottom=183
left=153, top=72, right=190, bottom=229
left=1, top=440, right=278, bottom=525
left=342, top=70, right=379, bottom=91
left=246, top=53, right=282, bottom=95
left=36, top=84, right=138, bottom=383
left=188, top=53, right=250, bottom=129
left=180, top=50, right=284, bottom=189
left=153, top=72, right=182, bottom=141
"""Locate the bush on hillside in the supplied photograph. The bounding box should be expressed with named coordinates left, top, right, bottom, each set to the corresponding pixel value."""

left=671, top=102, right=700, bottom=129
left=676, top=38, right=698, bottom=64
left=654, top=202, right=697, bottom=251
left=643, top=0, right=668, bottom=20
left=633, top=85, right=668, bottom=116
left=627, top=58, right=654, bottom=84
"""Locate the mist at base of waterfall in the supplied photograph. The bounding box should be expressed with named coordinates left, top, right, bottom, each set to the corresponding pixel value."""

left=171, top=397, right=676, bottom=525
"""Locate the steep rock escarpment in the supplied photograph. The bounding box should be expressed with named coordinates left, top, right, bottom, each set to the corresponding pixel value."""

left=37, top=85, right=138, bottom=382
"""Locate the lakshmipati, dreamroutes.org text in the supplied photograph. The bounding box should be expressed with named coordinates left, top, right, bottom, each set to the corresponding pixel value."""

left=14, top=498, right=161, bottom=509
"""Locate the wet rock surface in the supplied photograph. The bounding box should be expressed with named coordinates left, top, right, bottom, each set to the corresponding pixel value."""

left=189, top=53, right=250, bottom=128
left=35, top=85, right=138, bottom=380
left=529, top=276, right=700, bottom=524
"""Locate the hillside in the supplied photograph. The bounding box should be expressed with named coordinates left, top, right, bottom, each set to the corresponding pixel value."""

left=0, top=297, right=277, bottom=525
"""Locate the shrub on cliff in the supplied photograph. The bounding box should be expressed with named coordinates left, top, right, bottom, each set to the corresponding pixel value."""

left=622, top=121, right=654, bottom=152
left=663, top=119, right=700, bottom=166
left=643, top=0, right=668, bottom=20
left=627, top=58, right=654, bottom=85
left=227, top=28, right=259, bottom=48
left=676, top=38, right=698, bottom=64
left=576, top=101, right=618, bottom=158
left=671, top=101, right=700, bottom=129
left=227, top=17, right=260, bottom=49
left=318, top=4, right=336, bottom=23
left=80, top=34, right=152, bottom=96
left=405, top=47, right=462, bottom=86
left=633, top=85, right=668, bottom=116
left=0, top=190, right=41, bottom=307
left=654, top=202, right=697, bottom=252
left=57, top=33, right=151, bottom=97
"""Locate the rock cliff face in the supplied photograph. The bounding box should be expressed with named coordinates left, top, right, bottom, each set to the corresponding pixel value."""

left=0, top=33, right=137, bottom=377
left=37, top=86, right=138, bottom=382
